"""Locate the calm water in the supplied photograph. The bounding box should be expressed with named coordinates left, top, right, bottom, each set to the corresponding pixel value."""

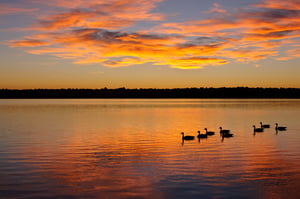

left=0, top=99, right=299, bottom=199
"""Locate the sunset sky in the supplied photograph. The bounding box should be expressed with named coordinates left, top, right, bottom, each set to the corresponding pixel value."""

left=0, top=0, right=299, bottom=89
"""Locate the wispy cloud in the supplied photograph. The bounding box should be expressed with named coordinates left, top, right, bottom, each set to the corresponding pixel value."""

left=0, top=3, right=38, bottom=15
left=154, top=0, right=300, bottom=61
left=208, top=3, right=228, bottom=14
left=9, top=39, right=49, bottom=47
left=30, top=0, right=164, bottom=30
left=103, top=57, right=146, bottom=67
left=18, top=29, right=226, bottom=68
left=155, top=57, right=228, bottom=69
left=6, top=0, right=300, bottom=69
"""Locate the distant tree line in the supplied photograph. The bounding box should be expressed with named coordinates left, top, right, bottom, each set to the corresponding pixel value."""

left=0, top=87, right=300, bottom=98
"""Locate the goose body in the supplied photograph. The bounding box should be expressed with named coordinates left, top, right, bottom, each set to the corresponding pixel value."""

left=181, top=132, right=195, bottom=140
left=260, top=122, right=270, bottom=128
left=222, top=132, right=233, bottom=137
left=275, top=123, right=287, bottom=131
left=219, top=127, right=230, bottom=134
left=253, top=125, right=264, bottom=132
left=197, top=131, right=208, bottom=138
left=204, top=128, right=215, bottom=136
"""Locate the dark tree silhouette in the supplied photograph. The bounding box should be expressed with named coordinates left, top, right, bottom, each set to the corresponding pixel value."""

left=0, top=87, right=299, bottom=98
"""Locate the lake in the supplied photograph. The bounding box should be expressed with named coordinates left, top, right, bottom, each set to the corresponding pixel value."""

left=0, top=99, right=299, bottom=199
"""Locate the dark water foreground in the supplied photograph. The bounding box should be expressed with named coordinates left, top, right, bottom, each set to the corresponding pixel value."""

left=0, top=99, right=299, bottom=199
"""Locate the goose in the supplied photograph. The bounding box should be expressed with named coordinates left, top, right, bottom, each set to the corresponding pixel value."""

left=253, top=125, right=264, bottom=132
left=275, top=123, right=287, bottom=131
left=219, top=127, right=230, bottom=134
left=197, top=131, right=208, bottom=138
left=204, top=128, right=215, bottom=135
left=181, top=132, right=195, bottom=140
left=222, top=132, right=233, bottom=137
left=260, top=122, right=270, bottom=128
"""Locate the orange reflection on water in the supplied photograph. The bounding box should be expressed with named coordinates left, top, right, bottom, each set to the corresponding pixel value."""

left=2, top=99, right=300, bottom=198
left=17, top=128, right=300, bottom=198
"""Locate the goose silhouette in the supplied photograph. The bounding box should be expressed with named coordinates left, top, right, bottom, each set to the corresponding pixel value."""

left=181, top=132, right=195, bottom=140
left=275, top=123, right=287, bottom=131
left=219, top=127, right=230, bottom=134
left=204, top=128, right=215, bottom=135
left=253, top=125, right=264, bottom=132
left=222, top=132, right=233, bottom=137
left=260, top=122, right=270, bottom=128
left=197, top=131, right=208, bottom=138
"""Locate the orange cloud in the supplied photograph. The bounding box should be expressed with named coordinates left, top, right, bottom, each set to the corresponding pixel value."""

left=6, top=28, right=232, bottom=69
left=30, top=0, right=164, bottom=31
left=220, top=49, right=278, bottom=62
left=73, top=57, right=107, bottom=64
left=286, top=48, right=300, bottom=57
left=156, top=57, right=228, bottom=69
left=153, top=0, right=300, bottom=64
left=255, top=0, right=300, bottom=10
left=103, top=57, right=146, bottom=67
left=14, top=28, right=229, bottom=69
left=276, top=44, right=300, bottom=60
left=29, top=0, right=101, bottom=8
left=9, top=39, right=49, bottom=47
left=6, top=0, right=300, bottom=69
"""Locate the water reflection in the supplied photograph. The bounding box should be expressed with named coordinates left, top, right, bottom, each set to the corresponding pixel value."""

left=0, top=99, right=299, bottom=199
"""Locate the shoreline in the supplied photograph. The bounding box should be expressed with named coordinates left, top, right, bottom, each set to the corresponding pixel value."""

left=1, top=87, right=300, bottom=99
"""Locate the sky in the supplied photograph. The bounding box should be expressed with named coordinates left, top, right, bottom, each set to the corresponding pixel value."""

left=0, top=0, right=299, bottom=89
